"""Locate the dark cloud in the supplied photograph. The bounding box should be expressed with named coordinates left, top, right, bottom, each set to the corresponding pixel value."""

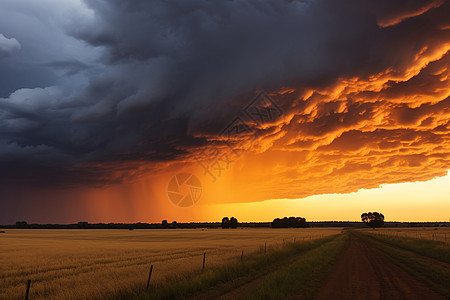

left=0, top=33, right=21, bottom=59
left=0, top=0, right=449, bottom=196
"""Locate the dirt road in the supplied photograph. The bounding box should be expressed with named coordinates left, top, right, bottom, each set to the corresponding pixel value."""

left=315, top=233, right=445, bottom=300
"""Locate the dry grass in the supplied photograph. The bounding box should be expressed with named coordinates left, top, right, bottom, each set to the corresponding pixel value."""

left=360, top=227, right=450, bottom=243
left=0, top=228, right=341, bottom=300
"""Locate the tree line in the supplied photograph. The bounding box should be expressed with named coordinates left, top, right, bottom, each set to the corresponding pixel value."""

left=271, top=217, right=309, bottom=228
left=8, top=212, right=386, bottom=230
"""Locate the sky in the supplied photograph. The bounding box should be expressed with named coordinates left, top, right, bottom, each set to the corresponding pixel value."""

left=0, top=0, right=449, bottom=224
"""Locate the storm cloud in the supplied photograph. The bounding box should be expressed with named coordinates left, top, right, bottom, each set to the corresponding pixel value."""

left=0, top=33, right=21, bottom=59
left=0, top=0, right=449, bottom=199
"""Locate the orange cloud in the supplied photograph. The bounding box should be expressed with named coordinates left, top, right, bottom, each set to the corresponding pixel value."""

left=376, top=0, right=444, bottom=28
left=186, top=44, right=450, bottom=206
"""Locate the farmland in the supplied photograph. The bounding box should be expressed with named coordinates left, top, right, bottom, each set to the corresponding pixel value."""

left=0, top=228, right=341, bottom=300
left=360, top=227, right=450, bottom=243
left=2, top=227, right=449, bottom=299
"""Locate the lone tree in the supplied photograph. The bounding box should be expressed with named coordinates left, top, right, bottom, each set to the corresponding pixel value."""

left=361, top=212, right=384, bottom=228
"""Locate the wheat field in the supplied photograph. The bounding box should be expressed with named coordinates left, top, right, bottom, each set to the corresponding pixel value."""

left=0, top=228, right=341, bottom=300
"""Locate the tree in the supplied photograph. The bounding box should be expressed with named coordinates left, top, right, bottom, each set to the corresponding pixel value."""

left=271, top=217, right=308, bottom=228
left=221, top=217, right=238, bottom=228
left=221, top=217, right=229, bottom=229
left=361, top=212, right=384, bottom=228
left=229, top=217, right=238, bottom=229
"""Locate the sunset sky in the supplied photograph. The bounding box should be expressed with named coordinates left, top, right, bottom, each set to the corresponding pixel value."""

left=0, top=0, right=449, bottom=224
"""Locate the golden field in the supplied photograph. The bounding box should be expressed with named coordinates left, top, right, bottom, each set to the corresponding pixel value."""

left=0, top=228, right=341, bottom=300
left=360, top=227, right=450, bottom=243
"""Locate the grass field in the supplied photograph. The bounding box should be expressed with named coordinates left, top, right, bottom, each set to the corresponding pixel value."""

left=360, top=227, right=450, bottom=243
left=0, top=228, right=341, bottom=300
left=359, top=228, right=450, bottom=263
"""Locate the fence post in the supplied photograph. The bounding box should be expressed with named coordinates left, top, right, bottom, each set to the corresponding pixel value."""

left=264, top=241, right=267, bottom=253
left=25, top=279, right=31, bottom=300
left=241, top=250, right=244, bottom=262
left=202, top=252, right=206, bottom=272
left=146, top=264, right=153, bottom=290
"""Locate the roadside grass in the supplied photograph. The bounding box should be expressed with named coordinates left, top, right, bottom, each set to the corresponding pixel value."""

left=356, top=231, right=450, bottom=298
left=358, top=230, right=450, bottom=264
left=245, top=233, right=347, bottom=300
left=129, top=234, right=344, bottom=300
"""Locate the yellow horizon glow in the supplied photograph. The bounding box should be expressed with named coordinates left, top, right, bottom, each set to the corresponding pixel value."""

left=12, top=169, right=448, bottom=224
left=201, top=170, right=450, bottom=222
